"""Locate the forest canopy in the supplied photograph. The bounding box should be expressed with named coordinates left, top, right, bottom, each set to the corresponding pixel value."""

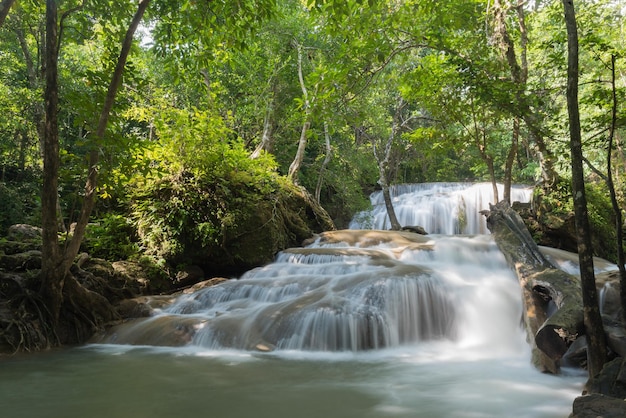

left=0, top=0, right=624, bottom=255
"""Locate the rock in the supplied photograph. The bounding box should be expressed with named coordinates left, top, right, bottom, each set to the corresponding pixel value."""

left=116, top=295, right=178, bottom=318
left=570, top=357, right=626, bottom=418
left=112, top=260, right=171, bottom=295
left=0, top=250, right=42, bottom=271
left=6, top=224, right=42, bottom=241
left=570, top=394, right=626, bottom=418
left=181, top=277, right=228, bottom=294
left=586, top=357, right=626, bottom=399
left=175, top=265, right=205, bottom=288
left=401, top=225, right=428, bottom=235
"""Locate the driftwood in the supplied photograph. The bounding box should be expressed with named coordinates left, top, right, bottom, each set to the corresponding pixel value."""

left=484, top=201, right=583, bottom=373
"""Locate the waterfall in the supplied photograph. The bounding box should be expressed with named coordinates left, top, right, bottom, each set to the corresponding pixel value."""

left=57, top=182, right=588, bottom=418
left=349, top=182, right=533, bottom=234
left=101, top=230, right=524, bottom=355
left=97, top=182, right=539, bottom=353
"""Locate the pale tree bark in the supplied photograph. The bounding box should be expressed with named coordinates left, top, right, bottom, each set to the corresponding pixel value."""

left=371, top=97, right=407, bottom=231
left=252, top=65, right=284, bottom=159
left=0, top=0, right=15, bottom=27
left=287, top=42, right=315, bottom=184
left=251, top=104, right=274, bottom=159
left=315, top=121, right=332, bottom=203
left=493, top=0, right=558, bottom=186
left=562, top=0, right=607, bottom=378
left=40, top=0, right=151, bottom=326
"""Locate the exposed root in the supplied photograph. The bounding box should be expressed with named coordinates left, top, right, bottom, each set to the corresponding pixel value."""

left=0, top=275, right=54, bottom=353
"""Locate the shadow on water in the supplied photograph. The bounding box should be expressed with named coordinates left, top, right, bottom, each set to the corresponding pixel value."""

left=0, top=343, right=585, bottom=418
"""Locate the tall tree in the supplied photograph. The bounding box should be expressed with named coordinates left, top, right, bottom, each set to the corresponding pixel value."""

left=40, top=0, right=150, bottom=326
left=0, top=0, right=15, bottom=28
left=40, top=0, right=62, bottom=324
left=561, top=0, right=606, bottom=378
left=287, top=40, right=318, bottom=183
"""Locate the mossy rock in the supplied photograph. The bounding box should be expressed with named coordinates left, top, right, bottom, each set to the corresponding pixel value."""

left=134, top=171, right=336, bottom=279
left=523, top=182, right=619, bottom=263
left=188, top=183, right=335, bottom=276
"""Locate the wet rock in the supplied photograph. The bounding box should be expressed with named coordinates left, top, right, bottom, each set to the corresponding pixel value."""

left=571, top=394, right=626, bottom=418
left=570, top=357, right=626, bottom=418
left=401, top=225, right=428, bottom=235
left=116, top=295, right=178, bottom=318
left=175, top=265, right=204, bottom=288
left=586, top=357, right=626, bottom=399
left=181, top=277, right=228, bottom=294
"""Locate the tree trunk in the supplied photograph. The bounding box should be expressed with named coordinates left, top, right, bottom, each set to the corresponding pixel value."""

left=40, top=0, right=150, bottom=330
left=58, top=0, right=150, bottom=277
left=605, top=55, right=626, bottom=324
left=315, top=122, right=332, bottom=203
left=0, top=0, right=15, bottom=28
left=381, top=184, right=401, bottom=231
left=485, top=201, right=583, bottom=374
left=251, top=104, right=274, bottom=159
left=288, top=119, right=310, bottom=184
left=287, top=42, right=313, bottom=184
left=562, top=0, right=607, bottom=378
left=371, top=97, right=405, bottom=231
left=40, top=0, right=63, bottom=327
left=503, top=117, right=520, bottom=203
left=493, top=0, right=558, bottom=186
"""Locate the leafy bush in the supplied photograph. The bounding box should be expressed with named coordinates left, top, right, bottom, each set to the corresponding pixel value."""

left=129, top=106, right=322, bottom=273
left=0, top=177, right=41, bottom=234
left=132, top=166, right=280, bottom=266
left=82, top=214, right=139, bottom=260
left=533, top=179, right=619, bottom=262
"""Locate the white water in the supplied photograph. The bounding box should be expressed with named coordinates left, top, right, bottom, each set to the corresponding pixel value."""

left=350, top=182, right=533, bottom=233
left=0, top=182, right=586, bottom=418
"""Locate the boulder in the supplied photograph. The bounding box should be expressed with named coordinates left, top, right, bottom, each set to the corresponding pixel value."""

left=570, top=357, right=626, bottom=418
left=401, top=225, right=428, bottom=235
left=571, top=394, right=626, bottom=418
left=175, top=265, right=204, bottom=288
left=6, top=224, right=42, bottom=241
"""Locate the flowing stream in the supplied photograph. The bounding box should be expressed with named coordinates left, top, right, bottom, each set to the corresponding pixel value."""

left=0, top=183, right=589, bottom=418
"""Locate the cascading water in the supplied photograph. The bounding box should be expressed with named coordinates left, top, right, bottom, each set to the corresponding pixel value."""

left=103, top=230, right=524, bottom=356
left=0, top=183, right=588, bottom=418
left=350, top=182, right=533, bottom=233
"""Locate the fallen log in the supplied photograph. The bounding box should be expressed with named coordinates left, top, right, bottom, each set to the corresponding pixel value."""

left=484, top=200, right=584, bottom=373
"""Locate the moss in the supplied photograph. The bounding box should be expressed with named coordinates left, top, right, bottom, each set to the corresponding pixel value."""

left=132, top=171, right=334, bottom=278
left=529, top=180, right=619, bottom=262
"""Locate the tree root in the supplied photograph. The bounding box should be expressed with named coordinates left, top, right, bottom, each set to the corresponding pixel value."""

left=0, top=277, right=55, bottom=353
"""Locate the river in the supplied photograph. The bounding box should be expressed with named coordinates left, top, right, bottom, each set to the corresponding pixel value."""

left=0, top=183, right=590, bottom=417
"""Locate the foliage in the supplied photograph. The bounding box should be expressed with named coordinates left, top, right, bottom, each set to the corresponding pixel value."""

left=130, top=104, right=283, bottom=267
left=81, top=214, right=139, bottom=261
left=0, top=169, right=41, bottom=233
left=0, top=0, right=624, bottom=267
left=533, top=179, right=620, bottom=262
